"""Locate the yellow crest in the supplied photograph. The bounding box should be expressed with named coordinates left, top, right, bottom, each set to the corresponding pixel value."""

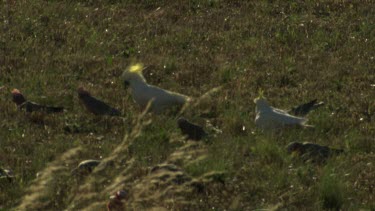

left=258, top=89, right=264, bottom=98
left=254, top=89, right=265, bottom=103
left=129, top=63, right=144, bottom=73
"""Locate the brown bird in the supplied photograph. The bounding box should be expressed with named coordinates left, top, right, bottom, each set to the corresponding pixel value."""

left=11, top=89, right=64, bottom=113
left=177, top=117, right=207, bottom=141
left=286, top=142, right=344, bottom=163
left=107, top=190, right=128, bottom=211
left=77, top=87, right=121, bottom=116
left=11, top=89, right=27, bottom=106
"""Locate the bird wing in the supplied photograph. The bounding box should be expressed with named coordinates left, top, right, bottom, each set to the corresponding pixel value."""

left=134, top=84, right=188, bottom=113
left=268, top=108, right=307, bottom=125
left=84, top=96, right=121, bottom=116
left=149, top=85, right=187, bottom=103
left=272, top=106, right=290, bottom=115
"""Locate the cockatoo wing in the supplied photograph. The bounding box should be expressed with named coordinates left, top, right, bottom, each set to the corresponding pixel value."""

left=270, top=109, right=308, bottom=125
left=256, top=108, right=307, bottom=130
left=272, top=106, right=291, bottom=115
left=133, top=84, right=188, bottom=113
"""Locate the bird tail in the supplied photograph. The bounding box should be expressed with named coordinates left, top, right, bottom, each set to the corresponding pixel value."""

left=174, top=94, right=189, bottom=105
left=20, top=102, right=64, bottom=113
left=312, top=101, right=325, bottom=109
left=299, top=118, right=314, bottom=128
left=302, top=123, right=314, bottom=128
left=109, top=108, right=122, bottom=116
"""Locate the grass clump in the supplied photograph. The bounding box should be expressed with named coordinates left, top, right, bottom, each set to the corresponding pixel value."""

left=319, top=171, right=345, bottom=210
left=0, top=0, right=374, bottom=210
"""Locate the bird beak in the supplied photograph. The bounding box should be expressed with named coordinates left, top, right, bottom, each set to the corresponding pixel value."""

left=123, top=81, right=130, bottom=89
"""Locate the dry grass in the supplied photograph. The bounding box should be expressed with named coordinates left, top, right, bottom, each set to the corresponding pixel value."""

left=0, top=0, right=374, bottom=210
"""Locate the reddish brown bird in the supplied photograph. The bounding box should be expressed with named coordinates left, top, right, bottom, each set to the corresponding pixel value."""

left=107, top=190, right=127, bottom=211
left=11, top=89, right=27, bottom=106
left=11, top=89, right=64, bottom=113
left=77, top=87, right=121, bottom=116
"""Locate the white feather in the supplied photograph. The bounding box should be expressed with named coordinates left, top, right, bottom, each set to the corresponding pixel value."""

left=254, top=97, right=309, bottom=130
left=122, top=68, right=189, bottom=114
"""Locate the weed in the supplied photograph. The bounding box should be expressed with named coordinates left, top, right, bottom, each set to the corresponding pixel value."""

left=0, top=0, right=374, bottom=210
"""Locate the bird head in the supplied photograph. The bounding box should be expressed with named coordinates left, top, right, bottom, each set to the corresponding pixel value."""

left=77, top=87, right=91, bottom=98
left=286, top=142, right=304, bottom=154
left=177, top=117, right=189, bottom=127
left=121, top=63, right=146, bottom=88
left=11, top=88, right=27, bottom=106
left=253, top=89, right=264, bottom=103
left=253, top=89, right=269, bottom=109
left=115, top=190, right=128, bottom=200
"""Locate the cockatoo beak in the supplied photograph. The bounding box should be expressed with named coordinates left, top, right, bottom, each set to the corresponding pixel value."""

left=123, top=81, right=130, bottom=89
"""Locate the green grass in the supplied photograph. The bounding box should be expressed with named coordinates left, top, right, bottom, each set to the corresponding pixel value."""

left=1, top=0, right=374, bottom=210
left=319, top=166, right=346, bottom=210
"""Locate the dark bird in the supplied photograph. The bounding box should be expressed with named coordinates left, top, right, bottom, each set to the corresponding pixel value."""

left=177, top=117, right=207, bottom=141
left=77, top=87, right=121, bottom=116
left=289, top=99, right=324, bottom=117
left=71, top=159, right=100, bottom=175
left=286, top=142, right=344, bottom=163
left=11, top=89, right=64, bottom=113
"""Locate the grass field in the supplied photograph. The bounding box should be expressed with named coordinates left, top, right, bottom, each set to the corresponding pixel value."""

left=1, top=1, right=374, bottom=210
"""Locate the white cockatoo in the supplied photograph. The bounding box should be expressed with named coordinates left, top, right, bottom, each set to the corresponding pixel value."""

left=254, top=93, right=311, bottom=130
left=121, top=63, right=190, bottom=114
